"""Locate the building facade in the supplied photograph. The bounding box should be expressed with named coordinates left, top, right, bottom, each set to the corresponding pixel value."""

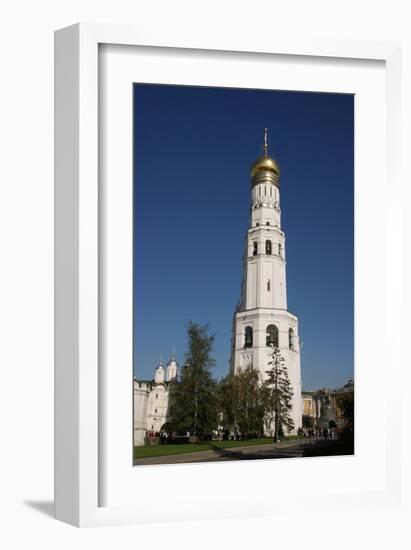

left=133, top=355, right=178, bottom=447
left=302, top=379, right=354, bottom=429
left=229, top=129, right=303, bottom=434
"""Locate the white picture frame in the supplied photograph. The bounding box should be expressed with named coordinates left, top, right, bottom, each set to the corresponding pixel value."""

left=54, top=22, right=408, bottom=527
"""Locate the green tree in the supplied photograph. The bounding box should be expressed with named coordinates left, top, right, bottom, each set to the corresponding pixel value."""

left=217, top=374, right=237, bottom=435
left=169, top=322, right=218, bottom=440
left=335, top=390, right=354, bottom=429
left=265, top=346, right=294, bottom=442
left=219, top=365, right=268, bottom=439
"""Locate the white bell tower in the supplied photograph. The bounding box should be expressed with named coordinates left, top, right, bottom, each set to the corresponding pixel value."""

left=230, top=129, right=302, bottom=433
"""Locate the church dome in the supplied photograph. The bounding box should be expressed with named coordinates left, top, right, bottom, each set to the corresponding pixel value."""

left=166, top=353, right=178, bottom=382
left=250, top=128, right=280, bottom=186
left=251, top=156, right=280, bottom=179
left=154, top=360, right=165, bottom=383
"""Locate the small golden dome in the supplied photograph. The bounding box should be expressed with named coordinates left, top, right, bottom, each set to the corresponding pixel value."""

left=250, top=156, right=280, bottom=179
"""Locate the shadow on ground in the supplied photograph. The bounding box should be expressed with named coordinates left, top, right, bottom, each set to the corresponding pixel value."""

left=24, top=500, right=54, bottom=517
left=209, top=443, right=304, bottom=460
left=133, top=438, right=354, bottom=465
left=208, top=439, right=354, bottom=461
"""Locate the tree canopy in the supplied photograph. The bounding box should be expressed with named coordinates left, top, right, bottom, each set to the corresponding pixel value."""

left=335, top=390, right=354, bottom=429
left=169, top=322, right=218, bottom=439
left=218, top=365, right=268, bottom=439
left=264, top=346, right=294, bottom=441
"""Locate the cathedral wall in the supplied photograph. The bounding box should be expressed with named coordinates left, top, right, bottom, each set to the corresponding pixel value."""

left=145, top=384, right=170, bottom=433
left=133, top=382, right=150, bottom=447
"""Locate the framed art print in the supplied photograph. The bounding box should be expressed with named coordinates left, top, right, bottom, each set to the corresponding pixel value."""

left=55, top=23, right=407, bottom=527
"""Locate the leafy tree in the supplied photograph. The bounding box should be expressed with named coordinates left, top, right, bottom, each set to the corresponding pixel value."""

left=169, top=322, right=218, bottom=439
left=335, top=390, right=354, bottom=429
left=264, top=346, right=294, bottom=442
left=218, top=365, right=268, bottom=439
left=217, top=374, right=237, bottom=435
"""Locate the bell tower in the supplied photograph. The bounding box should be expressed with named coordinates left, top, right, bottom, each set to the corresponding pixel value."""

left=230, top=129, right=302, bottom=433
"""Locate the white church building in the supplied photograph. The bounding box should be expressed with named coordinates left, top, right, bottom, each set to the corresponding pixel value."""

left=133, top=355, right=178, bottom=447
left=230, top=129, right=303, bottom=433
left=134, top=130, right=303, bottom=445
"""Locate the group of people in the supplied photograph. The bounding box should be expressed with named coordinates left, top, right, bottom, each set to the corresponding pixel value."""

left=297, top=426, right=339, bottom=440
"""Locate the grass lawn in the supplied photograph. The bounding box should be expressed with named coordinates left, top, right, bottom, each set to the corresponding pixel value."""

left=134, top=436, right=300, bottom=460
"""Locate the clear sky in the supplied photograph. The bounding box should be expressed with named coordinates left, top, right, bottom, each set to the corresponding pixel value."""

left=133, top=84, right=353, bottom=391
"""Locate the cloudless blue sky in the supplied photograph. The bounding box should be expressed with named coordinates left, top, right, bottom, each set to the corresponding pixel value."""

left=133, top=84, right=353, bottom=390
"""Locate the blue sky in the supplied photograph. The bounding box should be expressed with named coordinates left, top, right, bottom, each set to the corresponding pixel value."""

left=133, top=84, right=353, bottom=390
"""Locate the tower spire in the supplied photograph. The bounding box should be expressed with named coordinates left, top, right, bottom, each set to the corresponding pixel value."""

left=264, top=127, right=269, bottom=158
left=251, top=128, right=279, bottom=181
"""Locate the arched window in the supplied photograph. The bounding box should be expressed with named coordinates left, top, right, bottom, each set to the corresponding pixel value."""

left=267, top=279, right=271, bottom=291
left=266, top=221, right=270, bottom=226
left=256, top=222, right=259, bottom=226
left=266, top=324, right=279, bottom=348
left=253, top=241, right=258, bottom=256
left=278, top=243, right=282, bottom=256
left=265, top=240, right=272, bottom=255
left=289, top=328, right=294, bottom=350
left=244, top=326, right=253, bottom=348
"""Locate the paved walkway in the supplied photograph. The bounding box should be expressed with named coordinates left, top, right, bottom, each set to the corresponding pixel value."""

left=134, top=439, right=333, bottom=466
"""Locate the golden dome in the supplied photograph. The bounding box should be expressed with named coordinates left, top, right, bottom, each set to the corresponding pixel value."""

left=250, top=128, right=280, bottom=179
left=251, top=156, right=280, bottom=179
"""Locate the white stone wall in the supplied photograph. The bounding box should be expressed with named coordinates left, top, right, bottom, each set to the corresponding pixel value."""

left=133, top=380, right=172, bottom=446
left=233, top=309, right=302, bottom=434
left=133, top=381, right=150, bottom=446
left=245, top=227, right=287, bottom=310
left=251, top=183, right=281, bottom=228
left=145, top=383, right=170, bottom=433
